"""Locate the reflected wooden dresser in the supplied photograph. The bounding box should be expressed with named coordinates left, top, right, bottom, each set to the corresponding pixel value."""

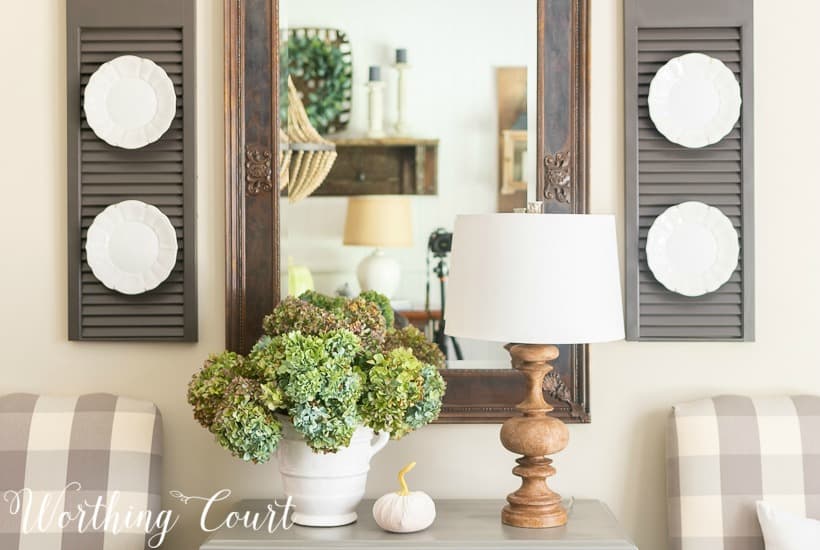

left=200, top=499, right=637, bottom=549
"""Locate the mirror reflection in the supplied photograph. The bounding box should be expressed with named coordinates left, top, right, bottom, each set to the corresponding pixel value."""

left=279, top=0, right=537, bottom=367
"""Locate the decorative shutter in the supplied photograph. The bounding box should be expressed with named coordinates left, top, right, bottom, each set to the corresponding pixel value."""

left=67, top=0, right=196, bottom=341
left=624, top=0, right=754, bottom=341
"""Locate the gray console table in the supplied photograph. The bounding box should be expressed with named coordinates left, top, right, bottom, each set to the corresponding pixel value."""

left=200, top=499, right=637, bottom=549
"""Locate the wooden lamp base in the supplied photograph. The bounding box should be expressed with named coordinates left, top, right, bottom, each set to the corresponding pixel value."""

left=500, top=344, right=569, bottom=528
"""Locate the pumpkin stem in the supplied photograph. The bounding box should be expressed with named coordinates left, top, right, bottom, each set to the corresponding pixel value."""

left=397, top=461, right=416, bottom=496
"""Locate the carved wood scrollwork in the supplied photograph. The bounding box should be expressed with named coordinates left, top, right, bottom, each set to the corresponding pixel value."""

left=543, top=371, right=572, bottom=403
left=245, top=145, right=273, bottom=195
left=544, top=151, right=571, bottom=204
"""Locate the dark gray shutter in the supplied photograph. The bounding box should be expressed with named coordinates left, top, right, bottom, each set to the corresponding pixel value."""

left=67, top=0, right=196, bottom=341
left=624, top=0, right=754, bottom=341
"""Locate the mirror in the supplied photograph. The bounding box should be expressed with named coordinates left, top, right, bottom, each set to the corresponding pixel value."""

left=279, top=0, right=537, bottom=368
left=225, top=0, right=591, bottom=422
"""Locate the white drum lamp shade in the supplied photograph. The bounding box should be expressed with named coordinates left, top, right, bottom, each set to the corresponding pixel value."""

left=445, top=213, right=624, bottom=344
left=343, top=196, right=413, bottom=298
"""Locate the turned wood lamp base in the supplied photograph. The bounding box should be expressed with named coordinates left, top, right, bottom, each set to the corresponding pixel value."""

left=500, top=344, right=569, bottom=529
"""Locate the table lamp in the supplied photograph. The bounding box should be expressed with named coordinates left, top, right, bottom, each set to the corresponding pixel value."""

left=343, top=196, right=413, bottom=298
left=445, top=212, right=624, bottom=528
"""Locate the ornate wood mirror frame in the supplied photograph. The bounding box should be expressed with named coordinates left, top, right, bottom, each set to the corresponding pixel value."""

left=225, top=0, right=591, bottom=423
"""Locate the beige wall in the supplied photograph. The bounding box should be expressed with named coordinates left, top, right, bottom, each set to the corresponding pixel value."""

left=1, top=1, right=819, bottom=548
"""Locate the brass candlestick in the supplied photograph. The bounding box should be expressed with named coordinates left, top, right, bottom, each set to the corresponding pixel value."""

left=500, top=343, right=569, bottom=528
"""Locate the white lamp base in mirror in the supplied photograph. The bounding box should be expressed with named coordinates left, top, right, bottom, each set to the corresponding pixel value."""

left=357, top=249, right=400, bottom=298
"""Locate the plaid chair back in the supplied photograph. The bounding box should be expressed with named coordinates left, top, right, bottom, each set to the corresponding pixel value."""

left=667, top=395, right=820, bottom=550
left=0, top=393, right=163, bottom=550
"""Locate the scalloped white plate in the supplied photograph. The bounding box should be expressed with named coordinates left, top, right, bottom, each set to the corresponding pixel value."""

left=646, top=201, right=739, bottom=297
left=83, top=55, right=176, bottom=149
left=85, top=200, right=178, bottom=295
left=648, top=53, right=741, bottom=148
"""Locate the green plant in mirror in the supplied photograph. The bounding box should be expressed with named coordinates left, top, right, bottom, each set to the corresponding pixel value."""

left=281, top=33, right=352, bottom=135
left=188, top=291, right=445, bottom=463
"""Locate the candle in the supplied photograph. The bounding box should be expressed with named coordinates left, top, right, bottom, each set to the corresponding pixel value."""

left=393, top=51, right=410, bottom=135
left=367, top=73, right=385, bottom=138
left=369, top=65, right=381, bottom=82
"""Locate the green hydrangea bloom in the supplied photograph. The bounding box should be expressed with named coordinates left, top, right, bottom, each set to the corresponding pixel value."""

left=187, top=351, right=244, bottom=428
left=299, top=290, right=347, bottom=314
left=245, top=335, right=285, bottom=380
left=254, top=329, right=365, bottom=452
left=259, top=382, right=286, bottom=412
left=358, top=290, right=395, bottom=329
left=263, top=297, right=343, bottom=337
left=403, top=364, right=446, bottom=433
left=290, top=401, right=360, bottom=453
left=384, top=326, right=446, bottom=369
left=210, top=378, right=282, bottom=463
left=324, top=328, right=362, bottom=360
left=275, top=333, right=330, bottom=403
left=360, top=348, right=425, bottom=437
left=340, top=297, right=387, bottom=359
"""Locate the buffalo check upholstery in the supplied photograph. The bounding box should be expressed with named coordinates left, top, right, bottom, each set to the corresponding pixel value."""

left=667, top=395, right=820, bottom=550
left=0, top=394, right=163, bottom=550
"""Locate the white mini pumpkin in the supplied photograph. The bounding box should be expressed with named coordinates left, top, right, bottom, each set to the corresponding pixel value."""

left=373, top=462, right=436, bottom=533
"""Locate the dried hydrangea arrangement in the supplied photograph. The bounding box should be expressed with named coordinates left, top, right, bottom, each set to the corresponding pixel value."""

left=188, top=291, right=446, bottom=463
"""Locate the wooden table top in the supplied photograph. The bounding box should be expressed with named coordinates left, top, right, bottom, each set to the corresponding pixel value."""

left=200, top=499, right=637, bottom=549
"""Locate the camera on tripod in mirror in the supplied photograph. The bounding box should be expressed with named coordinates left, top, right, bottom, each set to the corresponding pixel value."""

left=425, top=227, right=462, bottom=360
left=428, top=228, right=452, bottom=258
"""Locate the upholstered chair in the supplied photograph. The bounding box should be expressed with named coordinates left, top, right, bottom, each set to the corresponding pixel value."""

left=0, top=393, right=163, bottom=550
left=667, top=395, right=820, bottom=550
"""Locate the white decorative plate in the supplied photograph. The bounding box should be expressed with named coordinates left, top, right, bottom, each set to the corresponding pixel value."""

left=85, top=200, right=178, bottom=295
left=83, top=55, right=176, bottom=149
left=648, top=53, right=741, bottom=148
left=646, top=201, right=739, bottom=297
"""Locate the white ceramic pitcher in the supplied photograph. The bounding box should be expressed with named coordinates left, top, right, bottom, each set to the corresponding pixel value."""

left=277, top=420, right=389, bottom=526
